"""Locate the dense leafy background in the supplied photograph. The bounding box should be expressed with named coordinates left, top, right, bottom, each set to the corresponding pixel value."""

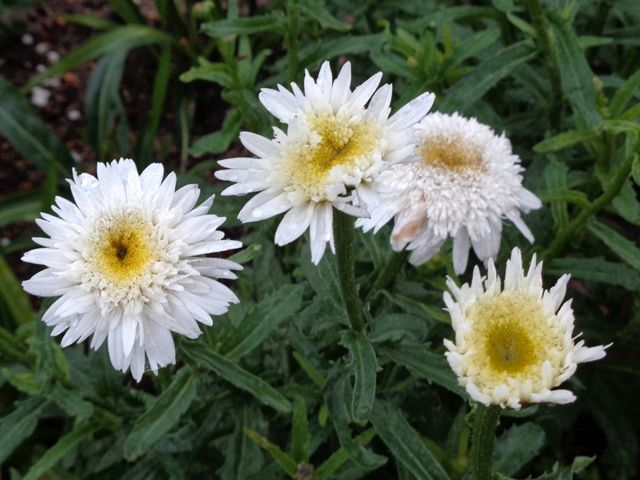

left=1, top=0, right=639, bottom=479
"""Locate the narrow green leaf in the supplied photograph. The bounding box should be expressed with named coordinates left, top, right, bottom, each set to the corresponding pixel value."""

left=245, top=429, right=297, bottom=478
left=0, top=253, right=33, bottom=326
left=438, top=40, right=536, bottom=112
left=0, top=398, right=47, bottom=465
left=544, top=160, right=570, bottom=230
left=0, top=76, right=73, bottom=173
left=588, top=220, right=640, bottom=271
left=25, top=25, right=172, bottom=90
left=383, top=345, right=466, bottom=397
left=0, top=191, right=42, bottom=228
left=441, top=27, right=501, bottom=74
left=223, top=284, right=303, bottom=361
left=23, top=422, right=98, bottom=480
left=48, top=383, right=94, bottom=419
left=291, top=396, right=310, bottom=463
left=292, top=351, right=326, bottom=389
left=533, top=129, right=595, bottom=152
left=219, top=406, right=264, bottom=479
left=108, top=0, right=143, bottom=23
left=124, top=367, right=198, bottom=460
left=494, top=423, right=546, bottom=476
left=548, top=13, right=601, bottom=127
left=300, top=34, right=387, bottom=67
left=314, top=429, right=377, bottom=480
left=531, top=457, right=594, bottom=480
left=610, top=69, right=640, bottom=117
left=59, top=13, right=117, bottom=30
left=182, top=342, right=292, bottom=413
left=297, top=0, right=351, bottom=31
left=340, top=331, right=377, bottom=424
left=201, top=14, right=286, bottom=38
left=547, top=257, right=640, bottom=290
left=179, top=58, right=234, bottom=88
left=371, top=401, right=450, bottom=480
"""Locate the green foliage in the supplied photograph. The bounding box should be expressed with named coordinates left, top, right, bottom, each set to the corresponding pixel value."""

left=1, top=0, right=640, bottom=479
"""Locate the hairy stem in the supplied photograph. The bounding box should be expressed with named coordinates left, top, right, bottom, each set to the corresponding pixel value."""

left=470, top=404, right=500, bottom=480
left=333, top=210, right=366, bottom=332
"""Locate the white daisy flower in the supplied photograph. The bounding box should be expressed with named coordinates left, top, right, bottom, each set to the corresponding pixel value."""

left=215, top=61, right=435, bottom=264
left=22, top=159, right=242, bottom=381
left=357, top=112, right=541, bottom=274
left=443, top=247, right=608, bottom=409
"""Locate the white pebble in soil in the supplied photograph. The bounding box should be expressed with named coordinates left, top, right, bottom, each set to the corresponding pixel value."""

left=21, top=33, right=34, bottom=45
left=47, top=51, right=60, bottom=64
left=35, top=42, right=49, bottom=55
left=67, top=109, right=82, bottom=121
left=31, top=86, right=50, bottom=108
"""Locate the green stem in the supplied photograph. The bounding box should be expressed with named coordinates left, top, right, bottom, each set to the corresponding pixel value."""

left=526, top=0, right=563, bottom=130
left=470, top=404, right=500, bottom=480
left=333, top=210, right=366, bottom=333
left=542, top=151, right=635, bottom=262
left=286, top=0, right=299, bottom=83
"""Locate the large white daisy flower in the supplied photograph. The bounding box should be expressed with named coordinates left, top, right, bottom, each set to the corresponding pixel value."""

left=357, top=112, right=541, bottom=274
left=443, top=247, right=607, bottom=409
left=215, top=61, right=435, bottom=264
left=22, top=159, right=242, bottom=381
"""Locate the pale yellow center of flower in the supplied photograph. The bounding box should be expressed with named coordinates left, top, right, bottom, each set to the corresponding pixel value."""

left=420, top=135, right=482, bottom=171
left=465, top=291, right=565, bottom=385
left=96, top=217, right=155, bottom=284
left=286, top=115, right=381, bottom=200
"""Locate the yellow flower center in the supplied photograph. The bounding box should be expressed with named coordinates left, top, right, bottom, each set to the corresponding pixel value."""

left=420, top=135, right=482, bottom=171
left=464, top=291, right=565, bottom=386
left=96, top=217, right=155, bottom=284
left=285, top=114, right=381, bottom=200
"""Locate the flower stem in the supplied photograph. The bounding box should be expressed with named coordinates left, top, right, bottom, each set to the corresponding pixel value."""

left=286, top=0, right=299, bottom=83
left=333, top=209, right=366, bottom=333
left=470, top=404, right=500, bottom=480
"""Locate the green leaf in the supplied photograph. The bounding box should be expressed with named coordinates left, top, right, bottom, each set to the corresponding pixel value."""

left=0, top=76, right=74, bottom=173
left=85, top=48, right=128, bottom=162
left=383, top=345, right=466, bottom=397
left=533, top=129, right=596, bottom=152
left=588, top=220, right=640, bottom=271
left=292, top=350, right=326, bottom=389
left=48, top=383, right=94, bottom=419
left=182, top=342, right=292, bottom=413
left=547, top=257, right=640, bottom=290
left=610, top=68, right=640, bottom=117
left=23, top=422, right=98, bottom=480
left=441, top=27, right=501, bottom=75
left=371, top=401, right=450, bottom=480
left=180, top=58, right=234, bottom=88
left=494, top=423, right=546, bottom=476
left=59, top=13, right=117, bottom=30
left=0, top=253, right=33, bottom=327
left=291, top=396, right=310, bottom=463
left=219, top=406, right=264, bottom=480
left=544, top=160, right=570, bottom=230
left=25, top=25, right=173, bottom=90
left=0, top=191, right=42, bottom=228
left=314, top=428, right=377, bottom=480
left=124, top=367, right=198, bottom=461
left=531, top=456, right=594, bottom=480
left=190, top=110, right=242, bottom=156
left=300, top=34, right=387, bottom=67
left=632, top=154, right=640, bottom=184
left=108, top=0, right=143, bottom=23
left=297, top=0, right=351, bottom=31
left=245, top=429, right=297, bottom=477
left=340, top=331, right=377, bottom=424
left=438, top=40, right=536, bottom=113
left=201, top=14, right=286, bottom=38
left=222, top=284, right=303, bottom=361
left=0, top=398, right=47, bottom=465
left=548, top=13, right=601, bottom=128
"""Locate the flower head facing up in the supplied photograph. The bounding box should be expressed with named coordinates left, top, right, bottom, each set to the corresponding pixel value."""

left=357, top=112, right=541, bottom=273
left=22, top=159, right=242, bottom=381
left=216, top=61, right=435, bottom=264
left=443, top=247, right=607, bottom=409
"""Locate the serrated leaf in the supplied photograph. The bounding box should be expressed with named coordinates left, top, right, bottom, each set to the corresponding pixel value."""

left=245, top=429, right=297, bottom=477
left=124, top=367, right=198, bottom=461
left=548, top=13, right=601, bottom=128
left=182, top=342, right=292, bottom=413
left=371, top=401, right=450, bottom=480
left=297, top=0, right=351, bottom=31
left=0, top=76, right=73, bottom=173
left=23, top=422, right=98, bottom=480
left=588, top=220, right=640, bottom=271
left=340, top=331, right=377, bottom=424
left=48, top=383, right=94, bottom=419
left=533, top=129, right=596, bottom=152
left=300, top=34, right=387, bottom=67
left=314, top=428, right=378, bottom=480
left=0, top=397, right=47, bottom=465
left=222, top=284, right=304, bottom=361
left=441, top=27, right=501, bottom=75
left=219, top=406, right=264, bottom=480
left=180, top=58, right=234, bottom=87
left=494, top=423, right=546, bottom=476
left=383, top=345, right=466, bottom=397
left=439, top=40, right=536, bottom=112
